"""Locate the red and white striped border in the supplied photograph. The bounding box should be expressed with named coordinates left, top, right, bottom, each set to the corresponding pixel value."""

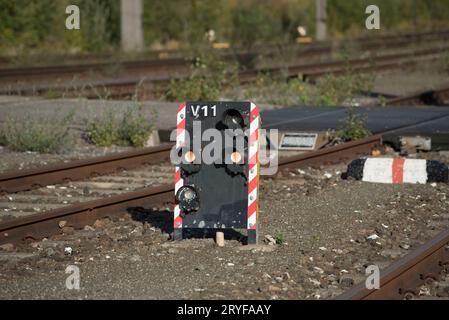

left=174, top=102, right=186, bottom=229
left=247, top=102, right=260, bottom=230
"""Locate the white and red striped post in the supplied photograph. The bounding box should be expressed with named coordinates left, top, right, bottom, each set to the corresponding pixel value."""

left=173, top=102, right=186, bottom=240
left=247, top=102, right=261, bottom=244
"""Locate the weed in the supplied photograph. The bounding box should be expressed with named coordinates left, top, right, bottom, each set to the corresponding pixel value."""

left=333, top=107, right=371, bottom=142
left=0, top=110, right=74, bottom=153
left=43, top=88, right=63, bottom=99
left=242, top=71, right=373, bottom=107
left=243, top=73, right=311, bottom=106
left=86, top=104, right=157, bottom=148
left=166, top=75, right=221, bottom=101
left=86, top=112, right=119, bottom=147
left=313, top=72, right=373, bottom=107
left=274, top=232, right=285, bottom=245
left=165, top=48, right=238, bottom=101
left=378, top=95, right=388, bottom=107
left=119, top=104, right=157, bottom=147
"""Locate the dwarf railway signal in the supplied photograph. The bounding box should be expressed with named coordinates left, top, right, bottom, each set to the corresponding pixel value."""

left=173, top=101, right=261, bottom=244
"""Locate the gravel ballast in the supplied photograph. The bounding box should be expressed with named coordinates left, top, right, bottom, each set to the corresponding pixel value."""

left=1, top=158, right=448, bottom=300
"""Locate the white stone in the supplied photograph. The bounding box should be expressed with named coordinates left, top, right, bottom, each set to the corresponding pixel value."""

left=145, top=131, right=160, bottom=147
left=64, top=247, right=73, bottom=255
left=367, top=234, right=380, bottom=240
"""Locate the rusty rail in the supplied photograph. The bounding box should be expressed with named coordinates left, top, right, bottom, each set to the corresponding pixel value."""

left=0, top=184, right=173, bottom=244
left=386, top=85, right=449, bottom=106
left=0, top=144, right=172, bottom=193
left=0, top=136, right=382, bottom=245
left=278, top=134, right=382, bottom=170
left=337, top=227, right=449, bottom=300
left=3, top=45, right=448, bottom=99
left=2, top=29, right=449, bottom=81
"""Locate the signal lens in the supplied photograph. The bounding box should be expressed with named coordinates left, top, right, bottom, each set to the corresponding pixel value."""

left=230, top=151, right=242, bottom=164
left=223, top=109, right=245, bottom=130
left=176, top=186, right=200, bottom=213
left=184, top=151, right=196, bottom=163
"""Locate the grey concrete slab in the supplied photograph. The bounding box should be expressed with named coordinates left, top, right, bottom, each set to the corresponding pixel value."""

left=1, top=98, right=448, bottom=144
left=0, top=98, right=178, bottom=130
left=261, top=105, right=449, bottom=134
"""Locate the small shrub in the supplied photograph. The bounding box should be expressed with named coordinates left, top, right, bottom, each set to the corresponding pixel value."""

left=242, top=71, right=373, bottom=107
left=166, top=75, right=221, bottom=101
left=274, top=232, right=285, bottom=245
left=86, top=112, right=119, bottom=147
left=0, top=111, right=74, bottom=153
left=334, top=107, right=371, bottom=142
left=165, top=49, right=238, bottom=101
left=44, top=88, right=63, bottom=99
left=378, top=95, right=388, bottom=107
left=86, top=104, right=157, bottom=148
left=243, top=73, right=312, bottom=107
left=119, top=105, right=157, bottom=147
left=313, top=73, right=373, bottom=107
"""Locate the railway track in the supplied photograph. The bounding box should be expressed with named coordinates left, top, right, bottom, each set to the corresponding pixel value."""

left=2, top=29, right=449, bottom=79
left=0, top=144, right=172, bottom=193
left=2, top=45, right=448, bottom=99
left=0, top=134, right=382, bottom=245
left=337, top=227, right=449, bottom=300
left=386, top=85, right=449, bottom=106
left=0, top=164, right=173, bottom=220
left=2, top=104, right=449, bottom=241
left=0, top=109, right=447, bottom=299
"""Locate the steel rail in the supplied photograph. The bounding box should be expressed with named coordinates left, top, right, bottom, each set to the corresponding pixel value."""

left=0, top=144, right=172, bottom=193
left=2, top=105, right=447, bottom=195
left=2, top=29, right=449, bottom=80
left=277, top=134, right=382, bottom=170
left=386, top=85, right=449, bottom=106
left=337, top=227, right=449, bottom=300
left=0, top=184, right=173, bottom=244
left=2, top=45, right=448, bottom=98
left=0, top=134, right=381, bottom=195
left=0, top=136, right=382, bottom=245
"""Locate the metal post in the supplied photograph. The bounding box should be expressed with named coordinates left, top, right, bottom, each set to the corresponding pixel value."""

left=121, top=0, right=144, bottom=52
left=316, top=0, right=327, bottom=41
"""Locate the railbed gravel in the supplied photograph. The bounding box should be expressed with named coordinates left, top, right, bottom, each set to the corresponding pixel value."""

left=0, top=152, right=448, bottom=299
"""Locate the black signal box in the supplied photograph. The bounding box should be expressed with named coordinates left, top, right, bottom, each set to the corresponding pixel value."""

left=174, top=101, right=261, bottom=244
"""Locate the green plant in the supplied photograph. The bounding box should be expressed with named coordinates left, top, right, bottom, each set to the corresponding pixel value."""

left=86, top=104, right=157, bottom=147
left=0, top=110, right=74, bottom=153
left=3, top=1, right=449, bottom=55
left=274, top=232, right=285, bottom=245
left=378, top=95, right=388, bottom=107
left=86, top=111, right=119, bottom=147
left=165, top=48, right=238, bottom=101
left=313, top=72, right=373, bottom=106
left=242, top=69, right=373, bottom=107
left=243, top=73, right=312, bottom=107
left=44, top=88, right=63, bottom=99
left=166, top=75, right=221, bottom=101
left=119, top=104, right=157, bottom=147
left=335, top=107, right=371, bottom=142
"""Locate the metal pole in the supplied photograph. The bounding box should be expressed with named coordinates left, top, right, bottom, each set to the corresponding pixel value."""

left=316, top=0, right=327, bottom=41
left=121, top=0, right=144, bottom=52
